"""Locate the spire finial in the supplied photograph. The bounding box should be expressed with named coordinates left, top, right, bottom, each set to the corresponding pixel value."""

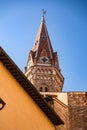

left=42, top=9, right=46, bottom=17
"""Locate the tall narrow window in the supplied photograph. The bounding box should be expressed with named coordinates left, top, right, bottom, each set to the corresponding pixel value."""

left=39, top=87, right=43, bottom=92
left=45, top=87, right=48, bottom=92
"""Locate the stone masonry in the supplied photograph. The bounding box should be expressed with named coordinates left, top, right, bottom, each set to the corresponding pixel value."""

left=68, top=92, right=87, bottom=130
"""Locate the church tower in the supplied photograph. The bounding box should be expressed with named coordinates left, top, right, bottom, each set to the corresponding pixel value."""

left=25, top=14, right=64, bottom=92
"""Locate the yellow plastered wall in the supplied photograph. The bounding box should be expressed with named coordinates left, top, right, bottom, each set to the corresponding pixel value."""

left=0, top=62, right=55, bottom=130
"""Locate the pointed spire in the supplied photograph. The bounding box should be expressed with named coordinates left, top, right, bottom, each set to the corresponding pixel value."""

left=32, top=11, right=54, bottom=61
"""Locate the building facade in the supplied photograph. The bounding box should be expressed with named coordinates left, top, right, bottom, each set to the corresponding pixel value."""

left=0, top=47, right=63, bottom=130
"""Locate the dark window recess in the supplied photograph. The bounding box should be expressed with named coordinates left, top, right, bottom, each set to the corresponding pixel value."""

left=45, top=87, right=48, bottom=92
left=0, top=98, right=6, bottom=110
left=39, top=87, right=43, bottom=92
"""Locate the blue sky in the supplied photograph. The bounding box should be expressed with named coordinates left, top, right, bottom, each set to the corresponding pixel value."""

left=0, top=0, right=87, bottom=91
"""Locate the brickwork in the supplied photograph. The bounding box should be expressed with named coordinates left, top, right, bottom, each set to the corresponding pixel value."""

left=68, top=92, right=87, bottom=130
left=53, top=97, right=69, bottom=130
left=25, top=66, right=63, bottom=92
left=25, top=15, right=64, bottom=92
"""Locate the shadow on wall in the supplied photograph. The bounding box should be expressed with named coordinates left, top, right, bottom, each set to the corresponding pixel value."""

left=0, top=98, right=6, bottom=110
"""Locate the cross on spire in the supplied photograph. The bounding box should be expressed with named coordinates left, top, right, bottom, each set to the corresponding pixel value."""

left=42, top=9, right=46, bottom=17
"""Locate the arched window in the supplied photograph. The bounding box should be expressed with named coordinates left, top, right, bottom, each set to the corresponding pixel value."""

left=45, top=87, right=48, bottom=92
left=45, top=69, right=47, bottom=74
left=48, top=70, right=51, bottom=74
left=37, top=69, right=40, bottom=73
left=41, top=69, right=44, bottom=73
left=39, top=87, right=43, bottom=92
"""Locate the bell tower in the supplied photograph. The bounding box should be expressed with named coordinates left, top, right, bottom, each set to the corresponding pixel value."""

left=25, top=14, right=64, bottom=92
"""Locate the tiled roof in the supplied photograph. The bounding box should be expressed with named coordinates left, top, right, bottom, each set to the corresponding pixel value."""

left=0, top=46, right=64, bottom=126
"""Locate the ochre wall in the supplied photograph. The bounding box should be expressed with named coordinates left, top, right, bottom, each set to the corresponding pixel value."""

left=0, top=62, right=55, bottom=130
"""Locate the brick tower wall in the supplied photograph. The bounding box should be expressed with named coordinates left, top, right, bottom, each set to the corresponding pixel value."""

left=68, top=92, right=87, bottom=130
